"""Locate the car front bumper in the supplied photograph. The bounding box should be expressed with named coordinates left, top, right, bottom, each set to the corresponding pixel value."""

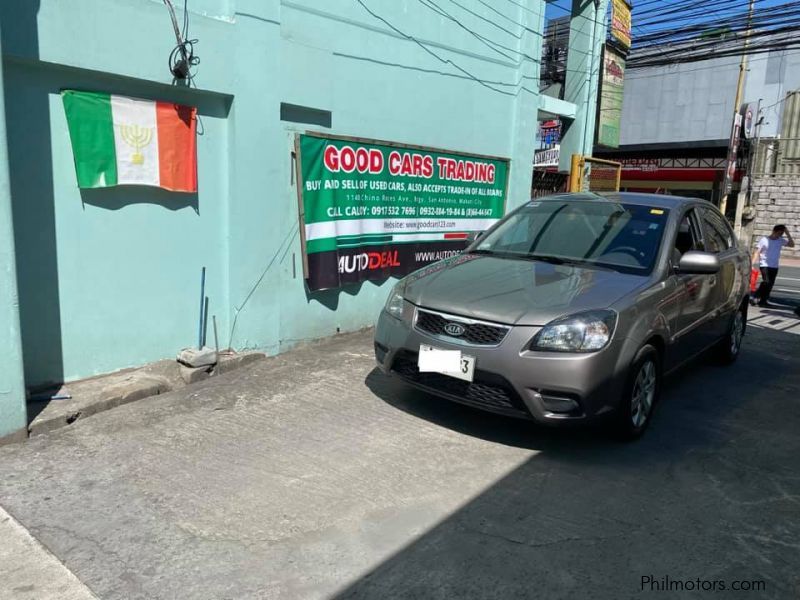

left=374, top=305, right=630, bottom=425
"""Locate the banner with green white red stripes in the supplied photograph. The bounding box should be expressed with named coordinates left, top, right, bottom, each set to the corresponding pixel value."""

left=296, top=133, right=509, bottom=290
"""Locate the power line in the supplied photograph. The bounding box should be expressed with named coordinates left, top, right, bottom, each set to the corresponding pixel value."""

left=419, top=0, right=538, bottom=61
left=757, top=87, right=799, bottom=112
left=354, top=0, right=539, bottom=96
left=474, top=0, right=540, bottom=33
left=417, top=0, right=516, bottom=61
left=634, top=1, right=800, bottom=46
left=629, top=37, right=800, bottom=69
left=447, top=0, right=541, bottom=37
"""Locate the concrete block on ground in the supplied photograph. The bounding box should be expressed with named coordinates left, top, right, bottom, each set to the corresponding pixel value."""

left=177, top=347, right=218, bottom=368
left=180, top=364, right=214, bottom=385
left=216, top=351, right=267, bottom=375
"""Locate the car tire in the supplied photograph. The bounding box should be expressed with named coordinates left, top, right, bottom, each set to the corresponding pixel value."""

left=614, top=344, right=661, bottom=441
left=715, top=305, right=746, bottom=365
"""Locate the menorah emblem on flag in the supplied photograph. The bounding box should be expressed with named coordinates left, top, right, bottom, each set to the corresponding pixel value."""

left=61, top=90, right=197, bottom=192
left=119, top=124, right=153, bottom=165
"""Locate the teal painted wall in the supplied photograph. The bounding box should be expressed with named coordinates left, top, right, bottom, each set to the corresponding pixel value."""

left=0, top=0, right=598, bottom=391
left=0, top=21, right=28, bottom=439
left=560, top=0, right=609, bottom=171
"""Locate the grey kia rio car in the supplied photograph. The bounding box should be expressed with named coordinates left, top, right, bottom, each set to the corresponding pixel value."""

left=374, top=193, right=750, bottom=439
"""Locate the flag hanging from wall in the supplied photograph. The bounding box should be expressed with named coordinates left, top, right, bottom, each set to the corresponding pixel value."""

left=62, top=90, right=197, bottom=192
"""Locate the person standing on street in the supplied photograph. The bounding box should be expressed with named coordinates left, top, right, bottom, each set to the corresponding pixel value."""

left=751, top=224, right=795, bottom=307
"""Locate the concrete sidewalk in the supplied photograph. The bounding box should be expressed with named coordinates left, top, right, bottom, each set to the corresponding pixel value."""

left=1, top=325, right=799, bottom=599
left=0, top=506, right=98, bottom=600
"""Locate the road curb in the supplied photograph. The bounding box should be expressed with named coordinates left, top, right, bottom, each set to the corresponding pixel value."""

left=26, top=352, right=266, bottom=439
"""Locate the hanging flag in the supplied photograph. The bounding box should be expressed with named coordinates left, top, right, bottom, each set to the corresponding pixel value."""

left=62, top=90, right=197, bottom=192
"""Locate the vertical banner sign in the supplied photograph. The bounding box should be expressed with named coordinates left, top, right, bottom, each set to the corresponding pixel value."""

left=611, top=0, right=632, bottom=50
left=597, top=44, right=626, bottom=148
left=296, top=134, right=509, bottom=290
left=723, top=113, right=742, bottom=195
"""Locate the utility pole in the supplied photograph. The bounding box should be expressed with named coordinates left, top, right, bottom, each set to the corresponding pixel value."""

left=734, top=98, right=761, bottom=240
left=719, top=0, right=756, bottom=216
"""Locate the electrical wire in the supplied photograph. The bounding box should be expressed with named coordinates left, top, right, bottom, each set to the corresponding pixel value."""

left=625, top=0, right=800, bottom=69
left=629, top=30, right=800, bottom=68
left=634, top=1, right=798, bottom=47
left=227, top=220, right=299, bottom=349
left=417, top=0, right=535, bottom=61
left=759, top=87, right=800, bottom=112
left=163, top=0, right=200, bottom=81
left=355, top=0, right=539, bottom=97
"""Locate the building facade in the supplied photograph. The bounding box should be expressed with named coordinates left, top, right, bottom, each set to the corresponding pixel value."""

left=596, top=35, right=800, bottom=259
left=0, top=0, right=608, bottom=440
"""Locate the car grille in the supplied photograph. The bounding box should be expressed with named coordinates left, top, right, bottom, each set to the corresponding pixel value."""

left=391, top=352, right=530, bottom=419
left=414, top=309, right=509, bottom=346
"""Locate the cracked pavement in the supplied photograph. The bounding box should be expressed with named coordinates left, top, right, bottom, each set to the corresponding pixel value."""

left=1, top=318, right=799, bottom=599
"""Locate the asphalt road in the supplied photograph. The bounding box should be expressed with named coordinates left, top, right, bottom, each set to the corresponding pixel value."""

left=772, top=264, right=800, bottom=304
left=0, top=323, right=799, bottom=600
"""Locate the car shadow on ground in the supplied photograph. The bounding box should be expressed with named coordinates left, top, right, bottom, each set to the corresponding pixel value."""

left=365, top=338, right=778, bottom=458
left=354, top=325, right=800, bottom=598
left=365, top=318, right=800, bottom=464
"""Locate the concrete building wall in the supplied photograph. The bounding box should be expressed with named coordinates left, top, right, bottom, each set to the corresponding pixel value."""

left=1, top=0, right=560, bottom=392
left=750, top=177, right=800, bottom=261
left=619, top=46, right=800, bottom=147
left=619, top=56, right=740, bottom=146
left=744, top=49, right=800, bottom=138
left=0, top=21, right=28, bottom=441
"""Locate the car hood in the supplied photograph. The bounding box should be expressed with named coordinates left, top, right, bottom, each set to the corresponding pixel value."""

left=402, top=254, right=647, bottom=326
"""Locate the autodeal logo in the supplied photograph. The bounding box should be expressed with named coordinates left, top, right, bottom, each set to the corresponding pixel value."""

left=338, top=251, right=400, bottom=274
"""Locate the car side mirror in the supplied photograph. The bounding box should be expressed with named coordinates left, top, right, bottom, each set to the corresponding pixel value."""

left=466, top=231, right=485, bottom=244
left=675, top=251, right=720, bottom=275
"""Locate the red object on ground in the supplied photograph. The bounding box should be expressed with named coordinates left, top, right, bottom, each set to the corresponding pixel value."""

left=750, top=268, right=760, bottom=293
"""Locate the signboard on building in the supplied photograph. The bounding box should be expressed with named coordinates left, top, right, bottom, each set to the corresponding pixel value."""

left=620, top=158, right=659, bottom=172
left=597, top=44, right=626, bottom=148
left=538, top=119, right=562, bottom=148
left=534, top=145, right=560, bottom=167
left=611, top=0, right=632, bottom=49
left=742, top=102, right=758, bottom=138
left=722, top=113, right=742, bottom=195
left=295, top=133, right=509, bottom=290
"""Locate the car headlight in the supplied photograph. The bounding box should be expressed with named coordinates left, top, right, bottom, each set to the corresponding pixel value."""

left=530, top=310, right=617, bottom=353
left=384, top=285, right=405, bottom=319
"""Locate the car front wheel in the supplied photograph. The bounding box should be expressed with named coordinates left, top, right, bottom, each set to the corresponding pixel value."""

left=615, top=344, right=661, bottom=441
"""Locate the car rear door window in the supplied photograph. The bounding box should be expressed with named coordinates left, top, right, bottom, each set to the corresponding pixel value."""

left=701, top=209, right=733, bottom=252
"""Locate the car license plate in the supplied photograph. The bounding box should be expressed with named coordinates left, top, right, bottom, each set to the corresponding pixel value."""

left=418, top=344, right=475, bottom=382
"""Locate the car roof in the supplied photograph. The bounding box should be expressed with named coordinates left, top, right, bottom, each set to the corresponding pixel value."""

left=534, top=192, right=705, bottom=211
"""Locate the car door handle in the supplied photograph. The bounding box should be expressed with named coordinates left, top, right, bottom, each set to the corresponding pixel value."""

left=709, top=275, right=717, bottom=286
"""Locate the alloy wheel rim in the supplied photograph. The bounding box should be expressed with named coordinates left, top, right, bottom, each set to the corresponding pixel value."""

left=631, top=359, right=656, bottom=428
left=731, top=312, right=744, bottom=355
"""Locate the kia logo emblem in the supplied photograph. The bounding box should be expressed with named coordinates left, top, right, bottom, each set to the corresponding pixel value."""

left=443, top=322, right=466, bottom=337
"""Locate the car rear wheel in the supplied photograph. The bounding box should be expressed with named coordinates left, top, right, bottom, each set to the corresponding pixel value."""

left=615, top=344, right=660, bottom=441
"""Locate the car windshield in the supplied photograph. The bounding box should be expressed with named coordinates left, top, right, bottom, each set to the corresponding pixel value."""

left=472, top=200, right=668, bottom=274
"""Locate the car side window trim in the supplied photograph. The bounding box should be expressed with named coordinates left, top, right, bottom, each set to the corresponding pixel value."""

left=701, top=208, right=734, bottom=252
left=687, top=207, right=706, bottom=251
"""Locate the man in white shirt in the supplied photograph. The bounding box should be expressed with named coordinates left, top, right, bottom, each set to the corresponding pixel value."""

left=751, top=224, right=795, bottom=307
